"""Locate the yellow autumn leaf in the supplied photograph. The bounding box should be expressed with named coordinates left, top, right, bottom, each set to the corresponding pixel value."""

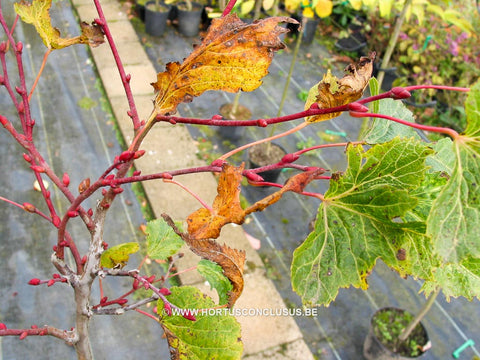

left=315, top=0, right=333, bottom=18
left=304, top=53, right=375, bottom=123
left=151, top=14, right=298, bottom=116
left=263, top=0, right=275, bottom=11
left=14, top=0, right=104, bottom=49
left=100, top=242, right=140, bottom=269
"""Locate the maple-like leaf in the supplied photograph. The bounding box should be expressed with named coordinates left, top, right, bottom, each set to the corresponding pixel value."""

left=157, top=286, right=243, bottom=360
left=151, top=14, right=297, bottom=115
left=291, top=138, right=437, bottom=306
left=14, top=0, right=104, bottom=49
left=304, top=52, right=375, bottom=123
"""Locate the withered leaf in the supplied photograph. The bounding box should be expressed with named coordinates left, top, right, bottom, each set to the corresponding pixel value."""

left=305, top=52, right=375, bottom=123
left=151, top=14, right=298, bottom=115
left=165, top=165, right=323, bottom=307
left=14, top=0, right=104, bottom=49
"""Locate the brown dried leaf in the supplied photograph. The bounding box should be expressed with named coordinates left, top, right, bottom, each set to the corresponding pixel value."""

left=14, top=0, right=104, bottom=49
left=305, top=52, right=375, bottom=123
left=167, top=166, right=323, bottom=306
left=151, top=14, right=298, bottom=115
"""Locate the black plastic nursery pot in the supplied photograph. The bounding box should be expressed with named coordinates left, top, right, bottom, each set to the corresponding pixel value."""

left=301, top=17, right=319, bottom=45
left=248, top=143, right=286, bottom=184
left=217, top=103, right=252, bottom=140
left=176, top=1, right=204, bottom=37
left=363, top=307, right=431, bottom=360
left=145, top=1, right=172, bottom=36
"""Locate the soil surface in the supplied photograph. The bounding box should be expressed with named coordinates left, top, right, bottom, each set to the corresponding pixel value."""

left=248, top=143, right=286, bottom=166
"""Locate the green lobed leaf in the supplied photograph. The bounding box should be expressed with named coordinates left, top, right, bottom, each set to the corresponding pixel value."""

left=100, top=242, right=139, bottom=268
left=363, top=98, right=420, bottom=144
left=427, top=81, right=480, bottom=264
left=425, top=138, right=455, bottom=175
left=146, top=218, right=184, bottom=260
left=157, top=286, right=243, bottom=360
left=197, top=259, right=233, bottom=306
left=291, top=138, right=438, bottom=306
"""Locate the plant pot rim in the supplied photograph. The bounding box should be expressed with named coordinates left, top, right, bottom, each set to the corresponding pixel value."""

left=145, top=1, right=171, bottom=12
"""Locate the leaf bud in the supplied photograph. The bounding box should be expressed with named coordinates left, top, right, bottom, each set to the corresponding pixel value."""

left=87, top=208, right=93, bottom=216
left=78, top=178, right=90, bottom=194
left=309, top=103, right=319, bottom=110
left=94, top=18, right=105, bottom=26
left=23, top=153, right=32, bottom=162
left=112, top=187, right=124, bottom=194
left=132, top=170, right=141, bottom=176
left=347, top=102, right=369, bottom=112
left=52, top=215, right=61, bottom=227
left=164, top=302, right=172, bottom=316
left=52, top=273, right=61, bottom=279
left=0, top=42, right=6, bottom=52
left=102, top=203, right=110, bottom=209
left=30, top=165, right=45, bottom=173
left=182, top=310, right=196, bottom=321
left=15, top=86, right=25, bottom=95
left=39, top=329, right=48, bottom=336
left=59, top=241, right=68, bottom=247
left=47, top=279, right=55, bottom=287
left=23, top=202, right=36, bottom=213
left=162, top=172, right=173, bottom=180
left=81, top=256, right=87, bottom=265
left=133, top=150, right=145, bottom=159
left=31, top=325, right=38, bottom=329
left=67, top=210, right=79, bottom=217
left=100, top=296, right=108, bottom=305
left=211, top=114, right=223, bottom=120
left=117, top=299, right=128, bottom=305
left=132, top=279, right=141, bottom=290
left=0, top=323, right=7, bottom=330
left=210, top=159, right=225, bottom=167
left=281, top=153, right=299, bottom=164
left=102, top=188, right=107, bottom=196
left=390, top=87, right=411, bottom=99
left=28, top=278, right=42, bottom=286
left=15, top=42, right=23, bottom=53
left=0, top=74, right=4, bottom=84
left=125, top=74, right=131, bottom=82
left=19, top=331, right=28, bottom=340
left=119, top=151, right=135, bottom=162
left=52, top=245, right=58, bottom=252
left=62, top=173, right=70, bottom=186
left=244, top=171, right=264, bottom=183
left=102, top=241, right=108, bottom=249
left=349, top=111, right=367, bottom=118
left=146, top=275, right=155, bottom=283
left=159, top=287, right=171, bottom=296
left=256, top=119, right=268, bottom=127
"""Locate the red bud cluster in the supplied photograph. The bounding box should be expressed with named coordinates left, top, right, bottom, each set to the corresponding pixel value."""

left=347, top=102, right=369, bottom=112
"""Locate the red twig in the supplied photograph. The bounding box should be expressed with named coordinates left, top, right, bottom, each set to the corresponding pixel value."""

left=92, top=0, right=141, bottom=131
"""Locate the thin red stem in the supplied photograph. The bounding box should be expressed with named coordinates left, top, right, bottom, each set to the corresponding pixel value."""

left=222, top=0, right=237, bottom=16
left=92, top=0, right=141, bottom=131
left=351, top=111, right=460, bottom=139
